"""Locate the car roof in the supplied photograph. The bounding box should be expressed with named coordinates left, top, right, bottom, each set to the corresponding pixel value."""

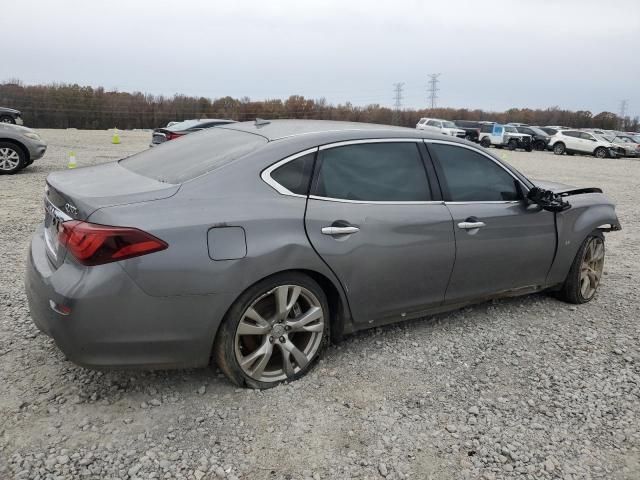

left=219, top=119, right=435, bottom=141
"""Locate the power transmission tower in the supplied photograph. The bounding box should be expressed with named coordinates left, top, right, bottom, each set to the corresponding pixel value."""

left=427, top=73, right=441, bottom=109
left=619, top=99, right=628, bottom=129
left=392, top=82, right=404, bottom=125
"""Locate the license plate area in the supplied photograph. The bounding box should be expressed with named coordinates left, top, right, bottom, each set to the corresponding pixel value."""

left=44, top=199, right=70, bottom=262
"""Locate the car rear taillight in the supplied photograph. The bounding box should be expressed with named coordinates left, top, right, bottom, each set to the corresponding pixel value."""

left=166, top=132, right=184, bottom=141
left=58, top=221, right=168, bottom=266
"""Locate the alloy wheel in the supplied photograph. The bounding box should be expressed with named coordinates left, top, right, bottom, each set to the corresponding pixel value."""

left=234, top=284, right=325, bottom=383
left=0, top=147, right=20, bottom=171
left=580, top=237, right=604, bottom=300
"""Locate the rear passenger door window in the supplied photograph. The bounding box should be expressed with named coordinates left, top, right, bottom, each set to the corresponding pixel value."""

left=428, top=143, right=518, bottom=201
left=313, top=142, right=431, bottom=201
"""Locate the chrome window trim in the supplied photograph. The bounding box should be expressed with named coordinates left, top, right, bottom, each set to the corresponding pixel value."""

left=260, top=147, right=318, bottom=198
left=308, top=195, right=444, bottom=206
left=445, top=201, right=521, bottom=205
left=318, top=138, right=421, bottom=150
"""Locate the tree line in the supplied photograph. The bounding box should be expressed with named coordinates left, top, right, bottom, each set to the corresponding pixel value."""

left=1, top=80, right=637, bottom=131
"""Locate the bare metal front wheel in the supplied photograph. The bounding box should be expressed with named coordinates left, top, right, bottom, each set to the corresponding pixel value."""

left=214, top=273, right=329, bottom=388
left=558, top=231, right=605, bottom=304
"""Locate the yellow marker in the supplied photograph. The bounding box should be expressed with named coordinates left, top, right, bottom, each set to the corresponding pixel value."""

left=67, top=151, right=77, bottom=169
left=112, top=128, right=121, bottom=144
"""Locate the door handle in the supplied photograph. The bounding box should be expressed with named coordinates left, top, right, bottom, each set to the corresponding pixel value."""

left=321, top=226, right=360, bottom=235
left=458, top=221, right=486, bottom=230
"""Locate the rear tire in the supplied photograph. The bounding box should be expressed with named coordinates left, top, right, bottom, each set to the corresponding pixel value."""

left=213, top=272, right=330, bottom=389
left=534, top=140, right=546, bottom=151
left=0, top=142, right=26, bottom=174
left=553, top=142, right=566, bottom=155
left=557, top=231, right=605, bottom=304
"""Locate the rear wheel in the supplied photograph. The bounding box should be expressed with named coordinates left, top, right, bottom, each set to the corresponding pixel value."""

left=558, top=231, right=605, bottom=304
left=0, top=142, right=26, bottom=174
left=214, top=273, right=329, bottom=389
left=480, top=137, right=491, bottom=148
left=553, top=142, right=565, bottom=155
left=534, top=140, right=546, bottom=151
left=594, top=147, right=608, bottom=159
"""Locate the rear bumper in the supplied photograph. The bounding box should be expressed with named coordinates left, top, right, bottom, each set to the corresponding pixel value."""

left=25, top=226, right=234, bottom=369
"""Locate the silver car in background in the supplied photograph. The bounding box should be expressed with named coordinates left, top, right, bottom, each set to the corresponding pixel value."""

left=26, top=120, right=620, bottom=388
left=0, top=123, right=47, bottom=174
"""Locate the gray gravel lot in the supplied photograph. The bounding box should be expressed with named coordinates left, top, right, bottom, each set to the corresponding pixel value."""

left=0, top=129, right=638, bottom=480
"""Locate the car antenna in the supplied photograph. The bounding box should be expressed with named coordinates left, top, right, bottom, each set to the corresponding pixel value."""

left=255, top=118, right=271, bottom=126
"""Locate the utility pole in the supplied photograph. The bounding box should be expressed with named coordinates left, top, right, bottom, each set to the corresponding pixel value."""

left=392, top=82, right=404, bottom=125
left=427, top=73, right=441, bottom=109
left=619, top=99, right=628, bottom=129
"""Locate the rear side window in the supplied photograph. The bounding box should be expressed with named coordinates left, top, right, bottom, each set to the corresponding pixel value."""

left=563, top=131, right=580, bottom=138
left=121, top=128, right=267, bottom=183
left=430, top=144, right=519, bottom=202
left=270, top=153, right=315, bottom=195
left=313, top=143, right=430, bottom=202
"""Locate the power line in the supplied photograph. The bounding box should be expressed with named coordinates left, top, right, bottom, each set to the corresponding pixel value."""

left=392, top=82, right=404, bottom=125
left=427, top=73, right=441, bottom=109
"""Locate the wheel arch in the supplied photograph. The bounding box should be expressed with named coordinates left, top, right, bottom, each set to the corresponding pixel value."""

left=209, top=267, right=353, bottom=360
left=0, top=138, right=30, bottom=162
left=546, top=200, right=620, bottom=286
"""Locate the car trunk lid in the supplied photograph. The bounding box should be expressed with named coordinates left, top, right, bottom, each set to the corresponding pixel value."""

left=43, top=162, right=179, bottom=268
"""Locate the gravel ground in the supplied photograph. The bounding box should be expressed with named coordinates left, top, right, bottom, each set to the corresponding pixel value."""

left=0, top=129, right=638, bottom=480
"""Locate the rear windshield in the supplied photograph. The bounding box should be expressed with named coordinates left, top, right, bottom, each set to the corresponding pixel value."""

left=121, top=128, right=267, bottom=183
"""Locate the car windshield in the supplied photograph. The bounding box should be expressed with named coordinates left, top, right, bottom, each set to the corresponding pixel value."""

left=121, top=127, right=267, bottom=183
left=442, top=121, right=456, bottom=128
left=529, top=127, right=547, bottom=136
left=615, top=136, right=633, bottom=143
left=166, top=120, right=203, bottom=132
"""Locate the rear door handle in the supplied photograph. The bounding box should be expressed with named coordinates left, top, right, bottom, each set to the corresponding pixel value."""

left=458, top=221, right=486, bottom=230
left=321, top=226, right=360, bottom=235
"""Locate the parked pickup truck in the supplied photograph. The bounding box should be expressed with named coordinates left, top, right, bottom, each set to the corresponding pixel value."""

left=479, top=123, right=532, bottom=151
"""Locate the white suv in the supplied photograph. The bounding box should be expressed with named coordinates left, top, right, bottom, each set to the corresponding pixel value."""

left=416, top=118, right=466, bottom=138
left=549, top=130, right=619, bottom=158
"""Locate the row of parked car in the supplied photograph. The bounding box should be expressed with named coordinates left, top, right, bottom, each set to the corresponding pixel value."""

left=416, top=117, right=640, bottom=159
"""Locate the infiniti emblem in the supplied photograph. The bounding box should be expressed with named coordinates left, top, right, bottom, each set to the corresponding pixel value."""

left=64, top=203, right=78, bottom=216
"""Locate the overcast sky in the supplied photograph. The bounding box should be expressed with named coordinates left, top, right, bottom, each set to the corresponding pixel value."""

left=5, top=0, right=639, bottom=117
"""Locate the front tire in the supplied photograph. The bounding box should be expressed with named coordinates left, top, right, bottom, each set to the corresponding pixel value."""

left=553, top=142, right=566, bottom=155
left=558, top=231, right=605, bottom=304
left=594, top=147, right=608, bottom=159
left=480, top=137, right=491, bottom=148
left=213, top=273, right=329, bottom=389
left=534, top=140, right=546, bottom=151
left=0, top=142, right=26, bottom=174
left=507, top=139, right=518, bottom=151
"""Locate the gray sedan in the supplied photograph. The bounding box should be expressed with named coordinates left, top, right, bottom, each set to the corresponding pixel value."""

left=26, top=120, right=621, bottom=388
